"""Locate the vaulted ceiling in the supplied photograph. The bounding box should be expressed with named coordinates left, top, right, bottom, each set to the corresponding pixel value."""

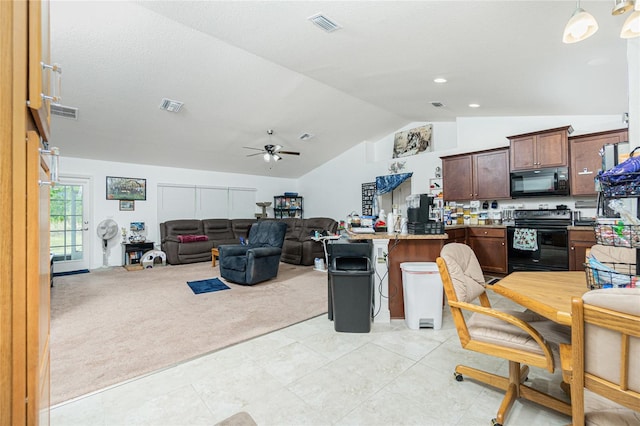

left=49, top=1, right=630, bottom=178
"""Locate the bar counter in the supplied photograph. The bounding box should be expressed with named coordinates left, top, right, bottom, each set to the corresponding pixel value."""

left=345, top=230, right=449, bottom=320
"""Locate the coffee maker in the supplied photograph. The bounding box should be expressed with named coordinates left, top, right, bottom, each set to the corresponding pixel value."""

left=406, top=194, right=433, bottom=224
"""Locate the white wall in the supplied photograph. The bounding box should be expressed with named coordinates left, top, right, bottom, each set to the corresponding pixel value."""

left=60, top=157, right=296, bottom=269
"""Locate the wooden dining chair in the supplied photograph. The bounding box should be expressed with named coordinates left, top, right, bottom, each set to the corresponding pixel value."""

left=436, top=243, right=572, bottom=426
left=568, top=288, right=640, bottom=425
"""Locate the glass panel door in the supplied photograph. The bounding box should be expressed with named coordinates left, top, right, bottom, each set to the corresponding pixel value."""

left=50, top=178, right=90, bottom=273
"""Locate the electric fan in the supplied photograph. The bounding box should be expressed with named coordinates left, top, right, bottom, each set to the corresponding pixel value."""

left=96, top=219, right=119, bottom=268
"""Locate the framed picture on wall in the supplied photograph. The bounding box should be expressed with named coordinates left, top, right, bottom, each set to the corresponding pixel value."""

left=106, top=176, right=147, bottom=200
left=119, top=200, right=135, bottom=211
left=392, top=124, right=433, bottom=158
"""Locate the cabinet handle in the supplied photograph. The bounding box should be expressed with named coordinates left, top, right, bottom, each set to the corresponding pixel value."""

left=571, top=247, right=575, bottom=250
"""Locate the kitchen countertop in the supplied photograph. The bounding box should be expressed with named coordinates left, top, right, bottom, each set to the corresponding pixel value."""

left=346, top=230, right=448, bottom=240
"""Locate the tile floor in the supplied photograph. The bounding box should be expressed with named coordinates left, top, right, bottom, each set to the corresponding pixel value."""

left=50, top=292, right=571, bottom=426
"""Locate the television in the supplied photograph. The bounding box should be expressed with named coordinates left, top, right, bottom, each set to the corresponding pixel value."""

left=130, top=222, right=145, bottom=232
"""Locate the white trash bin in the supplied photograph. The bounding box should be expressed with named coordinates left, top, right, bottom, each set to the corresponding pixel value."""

left=400, top=262, right=443, bottom=330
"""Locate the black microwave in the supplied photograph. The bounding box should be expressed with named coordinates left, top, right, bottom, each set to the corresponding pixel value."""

left=510, top=167, right=569, bottom=197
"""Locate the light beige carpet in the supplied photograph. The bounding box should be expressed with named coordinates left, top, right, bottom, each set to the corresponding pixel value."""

left=50, top=261, right=327, bottom=405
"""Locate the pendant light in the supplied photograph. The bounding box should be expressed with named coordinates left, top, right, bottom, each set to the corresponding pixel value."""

left=620, top=1, right=640, bottom=38
left=563, top=0, right=599, bottom=43
left=612, top=0, right=634, bottom=15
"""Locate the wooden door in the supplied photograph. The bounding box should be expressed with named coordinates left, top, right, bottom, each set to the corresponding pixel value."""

left=536, top=130, right=568, bottom=168
left=27, top=132, right=51, bottom=426
left=467, top=228, right=507, bottom=273
left=473, top=149, right=510, bottom=200
left=28, top=0, right=52, bottom=142
left=509, top=135, right=536, bottom=170
left=569, top=229, right=596, bottom=271
left=570, top=129, right=629, bottom=196
left=442, top=154, right=473, bottom=201
left=1, top=2, right=51, bottom=424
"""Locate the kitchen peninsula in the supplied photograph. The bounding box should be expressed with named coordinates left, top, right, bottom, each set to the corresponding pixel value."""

left=346, top=231, right=449, bottom=320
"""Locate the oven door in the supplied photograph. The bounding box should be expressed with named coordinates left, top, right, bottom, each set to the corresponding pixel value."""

left=507, top=227, right=569, bottom=272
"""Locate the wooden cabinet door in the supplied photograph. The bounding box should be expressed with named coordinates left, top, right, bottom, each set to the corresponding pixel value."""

left=569, top=229, right=596, bottom=271
left=570, top=129, right=629, bottom=196
left=510, top=135, right=536, bottom=170
left=473, top=149, right=510, bottom=200
left=445, top=227, right=466, bottom=244
left=536, top=130, right=568, bottom=168
left=468, top=228, right=507, bottom=273
left=442, top=155, right=473, bottom=201
left=28, top=0, right=52, bottom=142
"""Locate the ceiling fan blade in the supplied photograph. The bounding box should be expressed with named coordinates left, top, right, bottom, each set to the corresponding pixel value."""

left=243, top=146, right=265, bottom=152
left=278, top=150, right=300, bottom=156
left=246, top=152, right=264, bottom=157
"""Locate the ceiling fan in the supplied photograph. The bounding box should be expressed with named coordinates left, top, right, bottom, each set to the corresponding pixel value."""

left=243, top=130, right=300, bottom=162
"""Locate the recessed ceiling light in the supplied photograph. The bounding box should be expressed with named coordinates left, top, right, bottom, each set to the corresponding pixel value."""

left=433, top=78, right=447, bottom=84
left=469, top=103, right=480, bottom=108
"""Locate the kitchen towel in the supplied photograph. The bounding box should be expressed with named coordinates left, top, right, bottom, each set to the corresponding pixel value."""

left=513, top=228, right=538, bottom=251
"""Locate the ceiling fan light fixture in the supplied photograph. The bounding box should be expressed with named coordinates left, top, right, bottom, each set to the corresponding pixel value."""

left=263, top=153, right=270, bottom=162
left=273, top=154, right=282, bottom=161
left=563, top=3, right=599, bottom=43
left=621, top=2, right=640, bottom=38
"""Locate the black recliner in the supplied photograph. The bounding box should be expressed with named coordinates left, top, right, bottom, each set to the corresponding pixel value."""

left=218, top=221, right=287, bottom=285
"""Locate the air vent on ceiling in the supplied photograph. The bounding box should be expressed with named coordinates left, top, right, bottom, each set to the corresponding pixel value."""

left=50, top=104, right=79, bottom=120
left=159, top=98, right=184, bottom=113
left=299, top=133, right=314, bottom=141
left=308, top=14, right=341, bottom=33
left=431, top=101, right=445, bottom=108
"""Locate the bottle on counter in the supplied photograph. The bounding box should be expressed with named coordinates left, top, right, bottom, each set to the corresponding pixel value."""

left=387, top=211, right=395, bottom=235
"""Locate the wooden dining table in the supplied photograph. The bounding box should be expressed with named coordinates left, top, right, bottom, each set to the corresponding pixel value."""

left=491, top=271, right=590, bottom=326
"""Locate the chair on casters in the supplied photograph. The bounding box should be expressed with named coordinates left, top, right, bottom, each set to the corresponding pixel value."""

left=563, top=288, right=640, bottom=426
left=436, top=243, right=572, bottom=426
left=218, top=221, right=287, bottom=285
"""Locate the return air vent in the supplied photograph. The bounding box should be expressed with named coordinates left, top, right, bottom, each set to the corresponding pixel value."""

left=308, top=14, right=341, bottom=33
left=159, top=98, right=184, bottom=113
left=50, top=104, right=79, bottom=120
left=431, top=101, right=445, bottom=108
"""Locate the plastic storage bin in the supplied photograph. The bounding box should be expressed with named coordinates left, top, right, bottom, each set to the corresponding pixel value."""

left=400, top=262, right=443, bottom=330
left=329, top=256, right=374, bottom=333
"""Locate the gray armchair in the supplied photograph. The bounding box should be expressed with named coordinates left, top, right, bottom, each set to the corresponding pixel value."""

left=218, top=221, right=288, bottom=285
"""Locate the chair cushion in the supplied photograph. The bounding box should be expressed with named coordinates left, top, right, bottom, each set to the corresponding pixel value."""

left=467, top=310, right=569, bottom=355
left=584, top=389, right=640, bottom=426
left=582, top=288, right=640, bottom=394
left=441, top=243, right=486, bottom=303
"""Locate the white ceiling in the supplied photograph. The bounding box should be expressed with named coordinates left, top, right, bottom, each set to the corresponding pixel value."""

left=49, top=1, right=631, bottom=179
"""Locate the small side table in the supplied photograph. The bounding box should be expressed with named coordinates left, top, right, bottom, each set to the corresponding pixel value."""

left=211, top=248, right=219, bottom=267
left=123, top=241, right=155, bottom=266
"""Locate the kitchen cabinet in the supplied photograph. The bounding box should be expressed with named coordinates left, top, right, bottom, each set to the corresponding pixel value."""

left=441, top=148, right=510, bottom=201
left=569, top=128, right=629, bottom=196
left=467, top=227, right=507, bottom=273
left=569, top=229, right=596, bottom=271
left=508, top=126, right=572, bottom=171
left=445, top=227, right=466, bottom=244
left=274, top=195, right=303, bottom=218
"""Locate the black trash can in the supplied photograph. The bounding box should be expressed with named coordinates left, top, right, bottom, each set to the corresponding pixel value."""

left=329, top=256, right=374, bottom=333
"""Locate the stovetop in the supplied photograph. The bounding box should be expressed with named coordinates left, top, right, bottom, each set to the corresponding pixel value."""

left=514, top=209, right=572, bottom=220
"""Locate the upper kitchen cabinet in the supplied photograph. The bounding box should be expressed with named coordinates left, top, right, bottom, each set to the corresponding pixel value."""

left=442, top=148, right=510, bottom=201
left=569, top=128, right=629, bottom=196
left=28, top=0, right=58, bottom=142
left=508, top=126, right=572, bottom=171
